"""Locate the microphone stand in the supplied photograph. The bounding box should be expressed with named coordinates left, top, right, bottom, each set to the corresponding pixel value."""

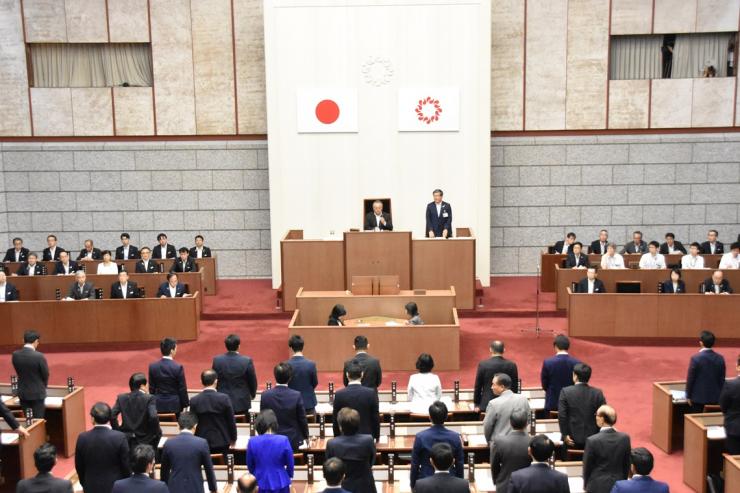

left=521, top=263, right=554, bottom=338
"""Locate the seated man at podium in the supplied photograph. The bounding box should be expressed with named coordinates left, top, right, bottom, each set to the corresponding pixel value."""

left=66, top=271, right=95, bottom=300
left=111, top=271, right=141, bottom=299
left=158, top=273, right=190, bottom=298
left=328, top=304, right=347, bottom=326
left=0, top=271, right=19, bottom=301
left=576, top=268, right=605, bottom=294
left=405, top=302, right=424, bottom=325
left=702, top=270, right=733, bottom=294
left=363, top=200, right=393, bottom=231
left=425, top=189, right=452, bottom=238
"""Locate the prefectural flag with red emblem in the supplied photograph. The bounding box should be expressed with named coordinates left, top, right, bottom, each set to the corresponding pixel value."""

left=398, top=88, right=460, bottom=132
left=296, top=89, right=358, bottom=133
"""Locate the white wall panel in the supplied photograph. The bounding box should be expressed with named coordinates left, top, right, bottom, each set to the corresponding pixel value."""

left=611, top=0, right=653, bottom=34
left=654, top=0, right=697, bottom=33
left=491, top=0, right=524, bottom=130
left=608, top=80, right=650, bottom=129
left=71, top=88, right=113, bottom=135
left=114, top=87, right=155, bottom=135
left=651, top=78, right=693, bottom=128
left=696, top=0, right=739, bottom=32
left=0, top=0, right=31, bottom=136
left=108, top=0, right=150, bottom=42
left=65, top=0, right=107, bottom=42
left=234, top=0, right=267, bottom=134
left=31, top=88, right=74, bottom=135
left=692, top=77, right=735, bottom=127
left=23, top=0, right=67, bottom=42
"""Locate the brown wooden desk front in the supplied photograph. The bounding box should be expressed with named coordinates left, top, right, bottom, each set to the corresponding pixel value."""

left=0, top=295, right=200, bottom=345
left=567, top=290, right=739, bottom=338
left=0, top=418, right=46, bottom=491
left=683, top=413, right=725, bottom=493
left=540, top=252, right=722, bottom=292
left=724, top=454, right=740, bottom=493
left=3, top=257, right=217, bottom=295
left=555, top=267, right=740, bottom=309
left=651, top=380, right=696, bottom=454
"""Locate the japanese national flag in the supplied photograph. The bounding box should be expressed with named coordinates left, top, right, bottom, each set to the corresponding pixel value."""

left=296, top=89, right=358, bottom=133
left=398, top=87, right=460, bottom=132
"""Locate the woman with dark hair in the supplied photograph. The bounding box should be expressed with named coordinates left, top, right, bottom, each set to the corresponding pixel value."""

left=660, top=268, right=685, bottom=294
left=407, top=353, right=442, bottom=403
left=97, top=250, right=119, bottom=275
left=246, top=410, right=294, bottom=493
left=405, top=302, right=423, bottom=325
left=328, top=304, right=347, bottom=326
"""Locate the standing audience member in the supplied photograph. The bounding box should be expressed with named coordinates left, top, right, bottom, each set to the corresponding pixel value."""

left=720, top=354, right=740, bottom=454
left=410, top=401, right=464, bottom=488
left=583, top=405, right=631, bottom=493
left=149, top=337, right=189, bottom=415
left=541, top=335, right=581, bottom=413
left=326, top=408, right=377, bottom=493
left=412, top=443, right=470, bottom=493
left=508, top=435, right=570, bottom=493
left=111, top=444, right=169, bottom=493
left=111, top=373, right=161, bottom=449
left=246, top=410, right=294, bottom=493
left=320, top=458, right=351, bottom=493
left=559, top=363, right=606, bottom=453
left=189, top=369, right=237, bottom=456
left=407, top=353, right=442, bottom=404
left=260, top=362, right=309, bottom=451
left=160, top=411, right=217, bottom=493
left=474, top=340, right=520, bottom=411
left=213, top=334, right=258, bottom=417
left=483, top=374, right=530, bottom=445
left=342, top=336, right=382, bottom=389
left=12, top=330, right=49, bottom=419
left=287, top=335, right=319, bottom=414
left=686, top=330, right=726, bottom=413
left=16, top=443, right=72, bottom=493
left=491, top=409, right=532, bottom=493
left=609, top=447, right=669, bottom=493
left=332, top=362, right=380, bottom=440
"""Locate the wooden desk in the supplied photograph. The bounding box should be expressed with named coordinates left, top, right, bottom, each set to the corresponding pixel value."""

left=2, top=257, right=217, bottom=296
left=567, top=291, right=739, bottom=339
left=345, top=231, right=412, bottom=290
left=0, top=295, right=200, bottom=345
left=540, top=252, right=722, bottom=292
left=0, top=384, right=85, bottom=458
left=651, top=381, right=692, bottom=453
left=0, top=418, right=46, bottom=490
left=555, top=267, right=740, bottom=309
left=683, top=413, right=725, bottom=493
left=724, top=454, right=740, bottom=493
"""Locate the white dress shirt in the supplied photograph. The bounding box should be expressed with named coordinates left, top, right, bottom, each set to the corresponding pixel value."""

left=48, top=247, right=56, bottom=259
left=375, top=214, right=383, bottom=229
left=639, top=253, right=666, bottom=269
left=407, top=372, right=443, bottom=403
left=97, top=262, right=119, bottom=275
left=60, top=263, right=72, bottom=275
left=195, top=247, right=203, bottom=259
left=169, top=285, right=178, bottom=297
left=587, top=279, right=596, bottom=293
left=122, top=246, right=129, bottom=258
left=435, top=202, right=441, bottom=216
left=142, top=260, right=150, bottom=271
left=719, top=252, right=739, bottom=269
left=0, top=284, right=6, bottom=302
left=27, top=264, right=36, bottom=276
left=707, top=242, right=719, bottom=254
left=600, top=253, right=625, bottom=269
left=672, top=282, right=679, bottom=293
left=681, top=254, right=704, bottom=269
left=120, top=283, right=128, bottom=299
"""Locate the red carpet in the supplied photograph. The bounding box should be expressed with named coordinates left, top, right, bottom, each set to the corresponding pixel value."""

left=1, top=278, right=736, bottom=493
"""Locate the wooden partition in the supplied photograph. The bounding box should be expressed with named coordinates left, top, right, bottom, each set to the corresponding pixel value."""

left=0, top=295, right=200, bottom=345
left=556, top=267, right=740, bottom=309
left=684, top=413, right=725, bottom=493
left=725, top=455, right=740, bottom=493
left=651, top=381, right=692, bottom=453
left=0, top=418, right=46, bottom=488
left=344, top=231, right=412, bottom=288
left=568, top=290, right=739, bottom=338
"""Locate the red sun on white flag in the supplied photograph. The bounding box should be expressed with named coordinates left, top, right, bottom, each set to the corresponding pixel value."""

left=399, top=88, right=459, bottom=132
left=296, top=89, right=358, bottom=133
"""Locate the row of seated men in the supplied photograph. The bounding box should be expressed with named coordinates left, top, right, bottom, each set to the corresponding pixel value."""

left=551, top=229, right=737, bottom=256
left=571, top=267, right=734, bottom=294
left=5, top=330, right=739, bottom=492
left=0, top=270, right=191, bottom=301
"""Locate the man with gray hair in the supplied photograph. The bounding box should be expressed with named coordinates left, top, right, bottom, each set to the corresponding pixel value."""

left=483, top=373, right=530, bottom=445
left=66, top=270, right=94, bottom=300
left=363, top=200, right=393, bottom=231
left=583, top=405, right=631, bottom=493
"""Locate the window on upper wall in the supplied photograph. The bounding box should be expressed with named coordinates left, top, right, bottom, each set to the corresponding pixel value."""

left=609, top=33, right=737, bottom=80
left=27, top=43, right=153, bottom=88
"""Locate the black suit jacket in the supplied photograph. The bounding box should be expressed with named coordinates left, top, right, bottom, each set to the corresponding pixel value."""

left=343, top=353, right=382, bottom=389
left=152, top=244, right=177, bottom=259
left=111, top=390, right=161, bottom=446
left=3, top=247, right=29, bottom=263
left=332, top=384, right=380, bottom=439
left=148, top=358, right=189, bottom=413
left=115, top=245, right=140, bottom=260
left=77, top=248, right=102, bottom=261
left=326, top=434, right=377, bottom=493
left=700, top=241, right=724, bottom=255
left=590, top=240, right=608, bottom=255
left=55, top=260, right=79, bottom=275
left=425, top=201, right=452, bottom=238
left=111, top=474, right=169, bottom=493
left=565, top=254, right=589, bottom=269
left=720, top=377, right=740, bottom=437
left=660, top=280, right=685, bottom=293
left=621, top=242, right=647, bottom=254
left=42, top=247, right=65, bottom=261
left=170, top=258, right=197, bottom=273
left=213, top=352, right=258, bottom=414
left=16, top=472, right=73, bottom=493
left=583, top=428, right=631, bottom=493
left=11, top=347, right=49, bottom=401
left=702, top=278, right=733, bottom=294
left=552, top=241, right=573, bottom=255
left=160, top=432, right=217, bottom=493
left=190, top=389, right=237, bottom=450
left=363, top=212, right=393, bottom=231
left=474, top=356, right=519, bottom=409
left=68, top=281, right=94, bottom=300
left=509, top=463, right=570, bottom=493
left=157, top=282, right=187, bottom=297
left=558, top=383, right=606, bottom=447
left=189, top=246, right=212, bottom=258
left=260, top=386, right=309, bottom=450
left=135, top=259, right=159, bottom=273
left=1, top=282, right=19, bottom=301
left=659, top=241, right=686, bottom=255
left=576, top=278, right=606, bottom=293
left=492, top=430, right=532, bottom=493
left=111, top=281, right=140, bottom=299
left=686, top=349, right=726, bottom=405
left=16, top=263, right=45, bottom=276
left=74, top=427, right=131, bottom=493
left=413, top=472, right=470, bottom=493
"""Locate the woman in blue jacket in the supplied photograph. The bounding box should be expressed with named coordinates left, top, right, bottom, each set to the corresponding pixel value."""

left=246, top=410, right=294, bottom=493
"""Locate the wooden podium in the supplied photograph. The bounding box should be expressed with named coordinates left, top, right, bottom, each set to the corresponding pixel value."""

left=344, top=231, right=411, bottom=288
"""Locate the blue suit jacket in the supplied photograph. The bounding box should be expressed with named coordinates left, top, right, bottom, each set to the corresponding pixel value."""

left=246, top=433, right=294, bottom=491
left=287, top=355, right=318, bottom=410
left=213, top=352, right=258, bottom=414
left=161, top=432, right=217, bottom=493
left=55, top=260, right=79, bottom=275
left=425, top=201, right=452, bottom=237
left=509, top=463, right=570, bottom=493
left=541, top=353, right=581, bottom=411
left=2, top=282, right=18, bottom=301
left=410, top=424, right=464, bottom=487
left=112, top=474, right=169, bottom=493
left=148, top=358, right=189, bottom=413
left=260, top=386, right=309, bottom=450
left=686, top=349, right=726, bottom=405
left=157, top=282, right=187, bottom=297
left=610, top=476, right=669, bottom=493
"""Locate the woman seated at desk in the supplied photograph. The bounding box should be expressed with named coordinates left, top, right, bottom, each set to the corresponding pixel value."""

left=96, top=250, right=119, bottom=275
left=328, top=304, right=347, bottom=326
left=405, top=302, right=424, bottom=325
left=660, top=268, right=686, bottom=294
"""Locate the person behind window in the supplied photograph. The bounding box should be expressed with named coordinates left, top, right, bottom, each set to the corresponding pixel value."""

left=703, top=65, right=716, bottom=77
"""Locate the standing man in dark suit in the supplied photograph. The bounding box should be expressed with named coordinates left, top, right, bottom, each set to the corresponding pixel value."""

left=287, top=335, right=318, bottom=414
left=590, top=230, right=609, bottom=255
left=3, top=237, right=29, bottom=263
left=686, top=330, right=726, bottom=413
left=115, top=233, right=140, bottom=260
left=343, top=335, right=382, bottom=389
left=212, top=334, right=258, bottom=417
left=413, top=443, right=471, bottom=493
left=659, top=232, right=686, bottom=255
left=553, top=232, right=576, bottom=255
left=170, top=247, right=197, bottom=273
left=110, top=270, right=140, bottom=299
left=508, top=435, right=570, bottom=493
left=702, top=270, right=733, bottom=294
left=111, top=373, right=161, bottom=449
left=190, top=235, right=212, bottom=259
left=157, top=273, right=190, bottom=298
left=701, top=229, right=724, bottom=255
left=474, top=340, right=519, bottom=411
left=363, top=200, right=393, bottom=231
left=190, top=369, right=237, bottom=456
left=16, top=443, right=71, bottom=493
left=576, top=268, right=606, bottom=294
left=149, top=337, right=189, bottom=415
left=620, top=231, right=647, bottom=254
left=326, top=408, right=377, bottom=493
left=425, top=189, right=452, bottom=239
left=77, top=239, right=102, bottom=261
left=12, top=330, right=49, bottom=419
left=42, top=235, right=65, bottom=261
left=260, top=362, right=309, bottom=451
left=660, top=268, right=686, bottom=294
left=491, top=409, right=532, bottom=493
left=333, top=362, right=380, bottom=439
left=320, top=458, right=351, bottom=493
left=610, top=448, right=669, bottom=493
left=75, top=402, right=131, bottom=493
left=540, top=335, right=581, bottom=413
left=583, top=405, right=630, bottom=493
left=152, top=233, right=177, bottom=259
left=720, top=354, right=740, bottom=454
left=160, top=411, right=218, bottom=493
left=0, top=271, right=19, bottom=301
left=111, top=444, right=169, bottom=493
left=565, top=242, right=589, bottom=269
left=15, top=253, right=45, bottom=276
left=66, top=271, right=94, bottom=300
left=558, top=363, right=606, bottom=453
left=135, top=247, right=159, bottom=273
left=410, top=401, right=464, bottom=488
left=55, top=251, right=79, bottom=275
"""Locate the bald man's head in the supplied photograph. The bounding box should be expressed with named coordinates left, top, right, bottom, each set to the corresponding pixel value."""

left=596, top=405, right=617, bottom=426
